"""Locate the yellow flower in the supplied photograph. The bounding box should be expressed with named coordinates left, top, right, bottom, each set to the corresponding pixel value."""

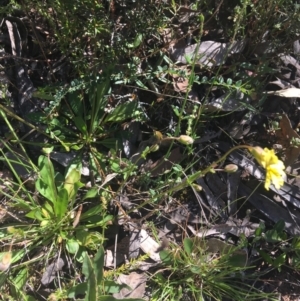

left=249, top=147, right=285, bottom=190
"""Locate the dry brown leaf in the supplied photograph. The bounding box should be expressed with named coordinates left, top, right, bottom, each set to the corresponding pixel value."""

left=146, top=147, right=183, bottom=177
left=170, top=40, right=246, bottom=67
left=139, top=229, right=161, bottom=262
left=170, top=66, right=191, bottom=93
left=267, top=87, right=300, bottom=98
left=173, top=76, right=189, bottom=92
left=275, top=113, right=300, bottom=166
left=113, top=272, right=147, bottom=299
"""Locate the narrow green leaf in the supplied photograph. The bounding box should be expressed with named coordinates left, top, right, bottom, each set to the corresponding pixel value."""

left=74, top=116, right=88, bottom=136
left=93, top=247, right=104, bottom=283
left=83, top=252, right=98, bottom=301
left=104, top=101, right=138, bottom=123
left=89, top=74, right=111, bottom=132
left=80, top=205, right=103, bottom=220
left=12, top=267, right=28, bottom=290
left=69, top=91, right=83, bottom=117
left=99, top=296, right=144, bottom=301
left=97, top=138, right=120, bottom=149
left=82, top=187, right=98, bottom=200
left=183, top=238, right=194, bottom=255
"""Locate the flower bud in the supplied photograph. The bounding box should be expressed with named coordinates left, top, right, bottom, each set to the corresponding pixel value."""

left=224, top=164, right=238, bottom=173
left=192, top=184, right=202, bottom=191
left=177, top=135, right=194, bottom=145
left=248, top=146, right=266, bottom=167
left=0, top=252, right=11, bottom=271
left=57, top=236, right=63, bottom=244
left=40, top=220, right=49, bottom=227
left=149, top=144, right=160, bottom=152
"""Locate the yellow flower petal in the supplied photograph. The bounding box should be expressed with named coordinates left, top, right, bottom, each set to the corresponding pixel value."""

left=249, top=146, right=285, bottom=190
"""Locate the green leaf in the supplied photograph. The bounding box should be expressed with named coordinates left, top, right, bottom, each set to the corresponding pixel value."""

left=227, top=249, right=248, bottom=268
left=12, top=267, right=28, bottom=291
left=82, top=214, right=113, bottom=227
left=74, top=116, right=88, bottom=136
left=274, top=220, right=285, bottom=233
left=36, top=156, right=57, bottom=203
left=82, top=187, right=98, bottom=200
left=265, top=229, right=284, bottom=243
left=103, top=280, right=129, bottom=294
left=226, top=78, right=233, bottom=85
left=55, top=188, right=69, bottom=219
left=64, top=168, right=81, bottom=200
left=26, top=208, right=44, bottom=221
left=80, top=204, right=103, bottom=220
left=159, top=250, right=173, bottom=266
left=0, top=272, right=8, bottom=287
left=83, top=252, right=98, bottom=301
left=127, top=33, right=143, bottom=48
left=99, top=296, right=144, bottom=301
left=93, top=247, right=104, bottom=283
left=98, top=138, right=120, bottom=149
left=258, top=250, right=273, bottom=265
left=273, top=253, right=286, bottom=268
left=67, top=282, right=87, bottom=298
left=255, top=222, right=265, bottom=237
left=26, top=112, right=47, bottom=123
left=135, top=79, right=147, bottom=89
left=69, top=91, right=83, bottom=117
left=89, top=74, right=111, bottom=132
left=75, top=246, right=86, bottom=263
left=183, top=238, right=194, bottom=255
left=66, top=239, right=80, bottom=254
left=104, top=101, right=138, bottom=123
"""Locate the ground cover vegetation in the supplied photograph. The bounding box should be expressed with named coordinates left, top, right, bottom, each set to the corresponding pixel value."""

left=0, top=0, right=300, bottom=300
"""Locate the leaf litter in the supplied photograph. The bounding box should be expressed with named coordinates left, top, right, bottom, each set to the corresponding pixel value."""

left=1, top=1, right=300, bottom=300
